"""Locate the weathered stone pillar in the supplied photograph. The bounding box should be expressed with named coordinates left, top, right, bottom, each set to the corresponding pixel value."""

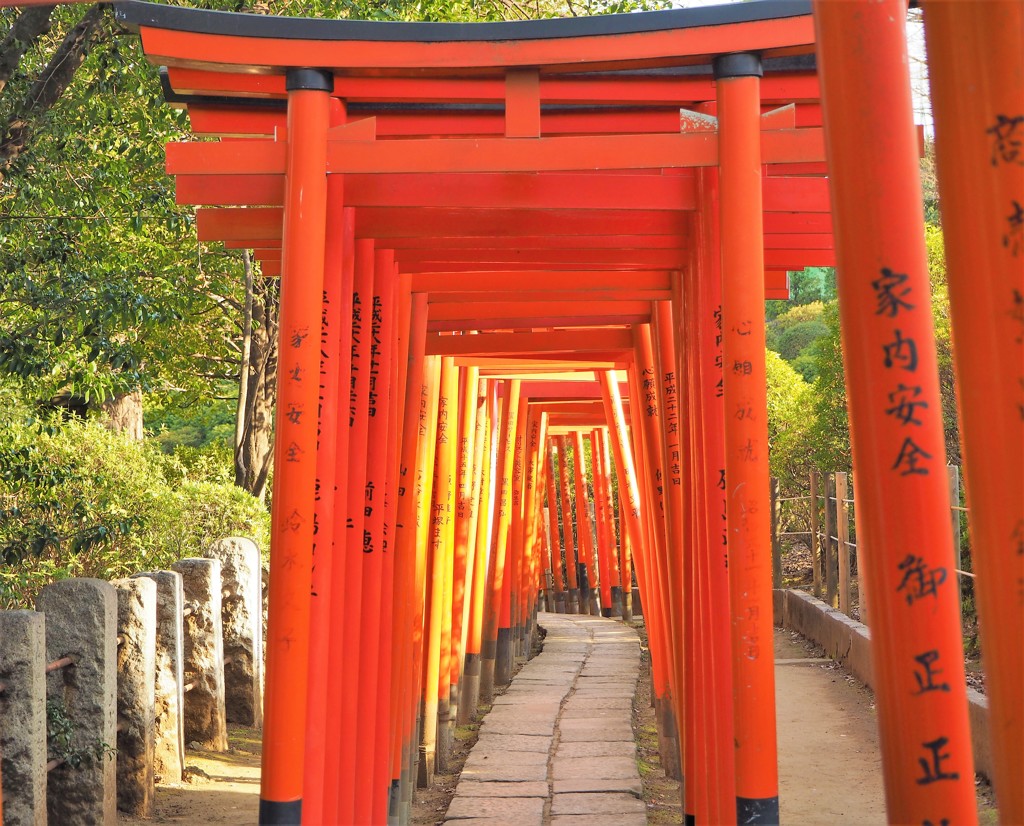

left=111, top=578, right=156, bottom=816
left=36, top=578, right=117, bottom=826
left=0, top=610, right=48, bottom=826
left=170, top=558, right=228, bottom=751
left=132, top=570, right=185, bottom=782
left=203, top=537, right=263, bottom=728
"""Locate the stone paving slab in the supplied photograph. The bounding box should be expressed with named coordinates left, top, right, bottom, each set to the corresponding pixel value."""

left=463, top=750, right=549, bottom=768
left=551, top=777, right=642, bottom=796
left=551, top=756, right=639, bottom=781
left=554, top=740, right=636, bottom=759
left=549, top=814, right=647, bottom=826
left=445, top=795, right=545, bottom=822
left=475, top=733, right=553, bottom=752
left=456, top=781, right=550, bottom=798
left=551, top=792, right=647, bottom=816
left=446, top=613, right=643, bottom=824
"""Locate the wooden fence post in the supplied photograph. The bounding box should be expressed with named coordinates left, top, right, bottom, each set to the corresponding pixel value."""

left=823, top=473, right=837, bottom=608
left=809, top=470, right=821, bottom=598
left=851, top=475, right=868, bottom=625
left=770, top=478, right=782, bottom=589
left=835, top=472, right=851, bottom=616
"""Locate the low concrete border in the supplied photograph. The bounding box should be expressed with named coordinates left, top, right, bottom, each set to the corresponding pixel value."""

left=773, top=588, right=993, bottom=782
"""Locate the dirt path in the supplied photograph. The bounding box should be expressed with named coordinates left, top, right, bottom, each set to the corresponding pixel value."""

left=774, top=629, right=887, bottom=824
left=118, top=727, right=261, bottom=825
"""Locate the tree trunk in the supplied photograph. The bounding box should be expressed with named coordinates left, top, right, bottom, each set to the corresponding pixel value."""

left=0, top=4, right=106, bottom=180
left=101, top=388, right=144, bottom=440
left=234, top=275, right=278, bottom=504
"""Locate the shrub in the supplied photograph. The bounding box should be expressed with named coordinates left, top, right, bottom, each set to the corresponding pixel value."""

left=0, top=409, right=268, bottom=608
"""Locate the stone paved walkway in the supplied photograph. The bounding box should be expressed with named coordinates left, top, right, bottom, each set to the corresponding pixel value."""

left=444, top=613, right=644, bottom=826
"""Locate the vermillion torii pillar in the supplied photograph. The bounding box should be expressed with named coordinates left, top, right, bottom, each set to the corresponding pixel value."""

left=714, top=52, right=779, bottom=824
left=814, top=0, right=977, bottom=822
left=260, top=67, right=331, bottom=826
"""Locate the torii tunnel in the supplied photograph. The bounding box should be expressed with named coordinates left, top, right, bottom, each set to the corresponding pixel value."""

left=116, top=0, right=1021, bottom=823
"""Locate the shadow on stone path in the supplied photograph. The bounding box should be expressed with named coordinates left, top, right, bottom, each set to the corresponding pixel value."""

left=444, top=613, right=645, bottom=826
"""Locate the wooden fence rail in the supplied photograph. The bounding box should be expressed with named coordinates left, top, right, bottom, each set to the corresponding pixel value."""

left=771, top=465, right=970, bottom=628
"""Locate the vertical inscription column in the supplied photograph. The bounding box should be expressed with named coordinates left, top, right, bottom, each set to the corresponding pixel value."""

left=260, top=67, right=331, bottom=826
left=714, top=52, right=779, bottom=824
left=813, top=2, right=977, bottom=822
left=923, top=3, right=1024, bottom=819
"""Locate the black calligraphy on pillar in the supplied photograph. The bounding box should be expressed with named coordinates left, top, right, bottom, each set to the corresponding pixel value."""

left=286, top=403, right=304, bottom=425
left=885, top=384, right=928, bottom=426
left=915, top=737, right=959, bottom=785
left=285, top=441, right=304, bottom=463
left=987, top=114, right=1024, bottom=166
left=892, top=437, right=932, bottom=476
left=872, top=268, right=915, bottom=317
left=912, top=650, right=951, bottom=695
left=883, top=329, right=919, bottom=372
left=288, top=364, right=303, bottom=383
left=1004, top=200, right=1023, bottom=257
left=285, top=509, right=305, bottom=533
left=896, top=554, right=948, bottom=605
left=350, top=292, right=362, bottom=427
left=738, top=438, right=757, bottom=463
left=290, top=326, right=309, bottom=349
left=922, top=820, right=950, bottom=826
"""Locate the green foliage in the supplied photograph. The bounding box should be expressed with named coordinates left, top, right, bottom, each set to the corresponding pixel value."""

left=47, top=698, right=116, bottom=769
left=146, top=395, right=236, bottom=453
left=765, top=350, right=814, bottom=491
left=0, top=406, right=268, bottom=608
left=765, top=268, right=835, bottom=320
left=776, top=319, right=828, bottom=362
left=805, top=301, right=851, bottom=473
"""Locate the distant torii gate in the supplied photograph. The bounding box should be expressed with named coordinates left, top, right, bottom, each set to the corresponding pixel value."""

left=115, top=0, right=1021, bottom=824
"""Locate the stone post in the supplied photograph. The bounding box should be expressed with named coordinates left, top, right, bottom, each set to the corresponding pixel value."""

left=203, top=537, right=264, bottom=728
left=132, top=570, right=185, bottom=782
left=111, top=578, right=156, bottom=817
left=170, top=558, right=228, bottom=751
left=0, top=611, right=48, bottom=826
left=36, top=578, right=117, bottom=826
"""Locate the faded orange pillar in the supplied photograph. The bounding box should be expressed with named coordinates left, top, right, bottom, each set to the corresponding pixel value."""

left=420, top=356, right=457, bottom=787
left=389, top=293, right=428, bottom=816
left=461, top=380, right=497, bottom=722
left=571, top=430, right=600, bottom=615
left=594, top=428, right=622, bottom=616
left=499, top=393, right=529, bottom=681
left=813, top=2, right=978, bottom=822
left=450, top=366, right=481, bottom=732
left=555, top=436, right=581, bottom=613
left=544, top=442, right=567, bottom=612
left=923, top=3, right=1023, bottom=819
left=458, top=378, right=493, bottom=724
left=714, top=52, right=778, bottom=823
left=260, top=68, right=331, bottom=826
left=480, top=380, right=520, bottom=702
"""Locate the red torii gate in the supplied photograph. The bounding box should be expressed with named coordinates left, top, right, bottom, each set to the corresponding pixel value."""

left=113, top=0, right=1021, bottom=825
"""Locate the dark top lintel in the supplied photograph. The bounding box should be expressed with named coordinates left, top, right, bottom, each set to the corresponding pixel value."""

left=115, top=0, right=811, bottom=44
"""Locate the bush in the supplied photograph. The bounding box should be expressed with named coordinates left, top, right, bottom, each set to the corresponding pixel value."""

left=776, top=319, right=829, bottom=362
left=0, top=408, right=268, bottom=608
